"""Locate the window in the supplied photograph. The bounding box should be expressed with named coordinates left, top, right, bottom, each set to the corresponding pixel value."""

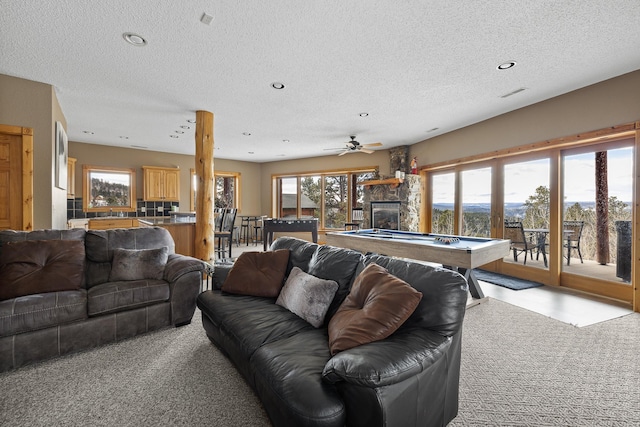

left=82, top=165, right=136, bottom=213
left=274, top=168, right=376, bottom=229
left=190, top=169, right=241, bottom=211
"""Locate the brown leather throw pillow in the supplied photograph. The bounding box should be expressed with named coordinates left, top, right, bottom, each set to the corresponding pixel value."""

left=222, top=249, right=290, bottom=297
left=328, top=262, right=423, bottom=355
left=0, top=239, right=86, bottom=301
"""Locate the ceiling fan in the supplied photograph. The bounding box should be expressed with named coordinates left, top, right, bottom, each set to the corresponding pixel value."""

left=326, top=136, right=383, bottom=156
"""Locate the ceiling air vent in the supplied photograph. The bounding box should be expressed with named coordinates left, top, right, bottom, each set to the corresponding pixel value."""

left=500, top=88, right=527, bottom=98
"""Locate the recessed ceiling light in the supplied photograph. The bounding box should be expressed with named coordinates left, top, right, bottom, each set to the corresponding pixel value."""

left=242, top=132, right=251, bottom=136
left=497, top=61, right=516, bottom=70
left=359, top=112, right=369, bottom=117
left=123, top=32, right=147, bottom=47
left=170, top=135, right=179, bottom=138
left=82, top=130, right=94, bottom=134
left=276, top=154, right=286, bottom=157
left=119, top=136, right=129, bottom=139
left=427, top=127, right=439, bottom=133
left=186, top=119, right=196, bottom=124
left=131, top=145, right=148, bottom=149
left=180, top=125, right=190, bottom=129
left=175, top=130, right=184, bottom=134
left=248, top=151, right=255, bottom=154
left=282, top=139, right=290, bottom=143
left=271, top=82, right=285, bottom=90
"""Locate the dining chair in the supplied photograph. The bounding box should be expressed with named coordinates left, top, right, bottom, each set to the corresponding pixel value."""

left=344, top=207, right=364, bottom=230
left=504, top=220, right=536, bottom=265
left=563, top=220, right=584, bottom=265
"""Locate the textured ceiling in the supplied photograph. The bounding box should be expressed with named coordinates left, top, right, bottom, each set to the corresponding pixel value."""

left=2, top=1, right=640, bottom=162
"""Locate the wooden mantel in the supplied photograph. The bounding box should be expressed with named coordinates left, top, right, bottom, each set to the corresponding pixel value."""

left=360, top=178, right=404, bottom=188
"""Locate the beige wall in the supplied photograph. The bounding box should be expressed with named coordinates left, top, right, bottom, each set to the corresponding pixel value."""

left=5, top=70, right=640, bottom=228
left=0, top=73, right=65, bottom=229
left=409, top=70, right=640, bottom=166
left=68, top=142, right=262, bottom=215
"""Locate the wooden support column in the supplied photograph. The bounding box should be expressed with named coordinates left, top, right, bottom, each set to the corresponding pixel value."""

left=194, top=110, right=215, bottom=262
left=595, top=151, right=609, bottom=264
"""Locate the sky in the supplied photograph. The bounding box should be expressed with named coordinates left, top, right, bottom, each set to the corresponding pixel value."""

left=433, top=146, right=633, bottom=204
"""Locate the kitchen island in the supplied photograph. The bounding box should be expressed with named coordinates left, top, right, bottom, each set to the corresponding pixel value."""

left=139, top=216, right=196, bottom=257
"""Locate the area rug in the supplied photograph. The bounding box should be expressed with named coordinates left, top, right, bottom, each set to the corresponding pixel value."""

left=473, top=269, right=543, bottom=290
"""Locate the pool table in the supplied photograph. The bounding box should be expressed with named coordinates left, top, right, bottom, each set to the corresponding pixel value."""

left=325, top=228, right=510, bottom=299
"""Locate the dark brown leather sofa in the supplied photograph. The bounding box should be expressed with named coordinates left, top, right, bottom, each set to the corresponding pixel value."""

left=197, top=237, right=468, bottom=427
left=0, top=227, right=204, bottom=372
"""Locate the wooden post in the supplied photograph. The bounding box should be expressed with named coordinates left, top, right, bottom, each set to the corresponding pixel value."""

left=194, top=110, right=215, bottom=262
left=595, top=151, right=609, bottom=264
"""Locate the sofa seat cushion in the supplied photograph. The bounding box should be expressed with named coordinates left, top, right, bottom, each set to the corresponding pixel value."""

left=87, top=280, right=170, bottom=317
left=250, top=328, right=345, bottom=426
left=0, top=290, right=87, bottom=337
left=197, top=290, right=312, bottom=357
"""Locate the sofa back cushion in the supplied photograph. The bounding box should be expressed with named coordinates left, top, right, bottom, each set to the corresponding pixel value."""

left=270, top=237, right=365, bottom=325
left=307, top=244, right=364, bottom=323
left=269, top=237, right=318, bottom=275
left=85, top=227, right=175, bottom=288
left=0, top=239, right=86, bottom=300
left=360, top=255, right=468, bottom=336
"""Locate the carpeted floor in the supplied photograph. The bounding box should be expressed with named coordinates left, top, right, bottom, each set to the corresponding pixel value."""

left=1, top=301, right=639, bottom=426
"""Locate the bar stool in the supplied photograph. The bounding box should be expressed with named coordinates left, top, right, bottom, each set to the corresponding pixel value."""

left=240, top=216, right=252, bottom=246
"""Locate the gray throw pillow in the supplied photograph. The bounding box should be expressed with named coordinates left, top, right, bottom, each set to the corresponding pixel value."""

left=276, top=266, right=338, bottom=328
left=109, top=246, right=169, bottom=281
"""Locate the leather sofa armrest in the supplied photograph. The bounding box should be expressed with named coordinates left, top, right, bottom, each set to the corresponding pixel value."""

left=164, top=254, right=205, bottom=283
left=322, top=329, right=452, bottom=388
left=211, top=264, right=233, bottom=290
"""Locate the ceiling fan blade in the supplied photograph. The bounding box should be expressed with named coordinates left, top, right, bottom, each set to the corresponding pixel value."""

left=337, top=150, right=349, bottom=156
left=360, top=148, right=374, bottom=154
left=363, top=142, right=383, bottom=148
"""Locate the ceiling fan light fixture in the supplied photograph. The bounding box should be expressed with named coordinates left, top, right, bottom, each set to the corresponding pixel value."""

left=497, top=61, right=517, bottom=70
left=123, top=32, right=147, bottom=47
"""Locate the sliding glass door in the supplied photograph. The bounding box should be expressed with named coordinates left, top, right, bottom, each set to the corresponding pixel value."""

left=562, top=143, right=633, bottom=286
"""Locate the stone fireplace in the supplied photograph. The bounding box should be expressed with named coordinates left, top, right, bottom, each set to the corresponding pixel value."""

left=362, top=146, right=421, bottom=231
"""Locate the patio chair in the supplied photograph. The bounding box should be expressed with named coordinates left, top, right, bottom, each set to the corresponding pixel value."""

left=504, top=220, right=537, bottom=265
left=563, top=220, right=584, bottom=265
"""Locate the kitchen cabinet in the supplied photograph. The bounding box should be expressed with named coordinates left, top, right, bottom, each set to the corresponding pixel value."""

left=142, top=166, right=180, bottom=201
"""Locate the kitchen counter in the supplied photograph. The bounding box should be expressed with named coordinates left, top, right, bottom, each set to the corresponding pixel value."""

left=138, top=217, right=195, bottom=226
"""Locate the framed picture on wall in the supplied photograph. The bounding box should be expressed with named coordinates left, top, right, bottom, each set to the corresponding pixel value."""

left=55, top=121, right=68, bottom=190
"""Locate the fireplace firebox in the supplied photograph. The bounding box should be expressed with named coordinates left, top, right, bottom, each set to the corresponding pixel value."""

left=370, top=201, right=401, bottom=230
